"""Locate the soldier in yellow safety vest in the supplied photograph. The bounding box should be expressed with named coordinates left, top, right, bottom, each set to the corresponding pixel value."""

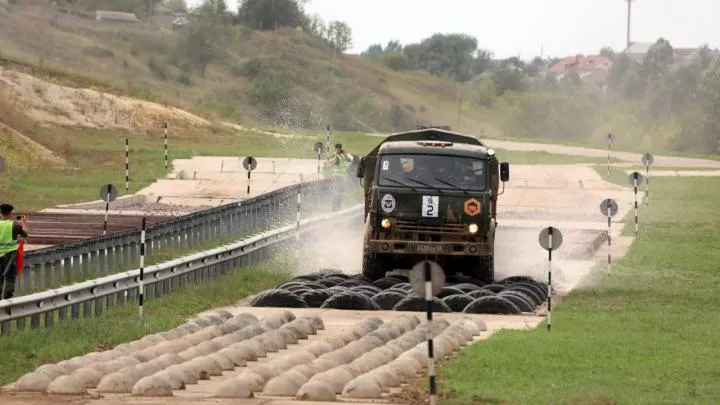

left=327, top=143, right=351, bottom=210
left=0, top=203, right=28, bottom=300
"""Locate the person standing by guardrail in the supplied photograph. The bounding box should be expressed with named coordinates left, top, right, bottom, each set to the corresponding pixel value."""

left=0, top=203, right=28, bottom=300
left=327, top=143, right=350, bottom=210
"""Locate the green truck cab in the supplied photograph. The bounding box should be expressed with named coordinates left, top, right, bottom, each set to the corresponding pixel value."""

left=356, top=127, right=510, bottom=283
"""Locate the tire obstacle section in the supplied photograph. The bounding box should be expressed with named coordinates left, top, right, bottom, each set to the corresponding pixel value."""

left=3, top=309, right=486, bottom=401
left=249, top=269, right=552, bottom=315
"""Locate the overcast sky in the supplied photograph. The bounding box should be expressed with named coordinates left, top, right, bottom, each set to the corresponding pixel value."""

left=186, top=0, right=720, bottom=59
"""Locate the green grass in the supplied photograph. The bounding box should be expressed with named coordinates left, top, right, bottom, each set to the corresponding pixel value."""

left=0, top=254, right=293, bottom=385
left=439, top=176, right=720, bottom=404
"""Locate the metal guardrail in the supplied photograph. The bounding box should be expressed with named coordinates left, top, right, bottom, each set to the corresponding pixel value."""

left=14, top=179, right=334, bottom=296
left=0, top=204, right=365, bottom=336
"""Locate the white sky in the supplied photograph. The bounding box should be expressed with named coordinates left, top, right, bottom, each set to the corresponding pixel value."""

left=186, top=0, right=720, bottom=59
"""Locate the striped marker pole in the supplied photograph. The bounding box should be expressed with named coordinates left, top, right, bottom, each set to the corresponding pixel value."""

left=633, top=177, right=639, bottom=236
left=546, top=230, right=554, bottom=332
left=424, top=260, right=437, bottom=405
left=539, top=227, right=562, bottom=332
left=124, top=138, right=129, bottom=192
left=607, top=211, right=612, bottom=274
left=102, top=187, right=111, bottom=236
left=138, top=217, right=146, bottom=317
left=296, top=174, right=303, bottom=242
left=163, top=123, right=168, bottom=171
left=607, top=133, right=612, bottom=177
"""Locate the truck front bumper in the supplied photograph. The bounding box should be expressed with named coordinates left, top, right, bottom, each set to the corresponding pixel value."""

left=365, top=240, right=491, bottom=256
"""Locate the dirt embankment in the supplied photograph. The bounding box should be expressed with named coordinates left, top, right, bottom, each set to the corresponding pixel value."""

left=0, top=67, right=210, bottom=132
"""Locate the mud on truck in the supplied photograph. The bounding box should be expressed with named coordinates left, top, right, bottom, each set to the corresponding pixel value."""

left=356, top=127, right=510, bottom=283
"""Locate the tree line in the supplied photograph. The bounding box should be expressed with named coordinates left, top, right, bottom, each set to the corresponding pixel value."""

left=362, top=35, right=719, bottom=153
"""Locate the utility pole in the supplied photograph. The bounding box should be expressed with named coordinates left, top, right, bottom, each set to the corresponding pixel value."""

left=626, top=0, right=634, bottom=50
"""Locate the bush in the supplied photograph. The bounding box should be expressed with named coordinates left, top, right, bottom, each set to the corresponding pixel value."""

left=82, top=46, right=114, bottom=59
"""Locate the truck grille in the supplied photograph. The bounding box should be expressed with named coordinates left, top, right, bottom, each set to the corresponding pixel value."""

left=393, top=219, right=466, bottom=235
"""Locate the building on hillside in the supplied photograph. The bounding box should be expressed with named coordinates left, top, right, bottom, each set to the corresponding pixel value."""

left=548, top=54, right=613, bottom=92
left=94, top=10, right=139, bottom=25
left=624, top=42, right=707, bottom=64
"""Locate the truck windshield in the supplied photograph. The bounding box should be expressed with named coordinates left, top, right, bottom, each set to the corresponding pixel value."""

left=377, top=154, right=487, bottom=191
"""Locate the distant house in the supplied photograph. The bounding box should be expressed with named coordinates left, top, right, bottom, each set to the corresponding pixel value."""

left=95, top=10, right=139, bottom=25
left=548, top=55, right=613, bottom=91
left=623, top=41, right=704, bottom=64
left=549, top=55, right=613, bottom=75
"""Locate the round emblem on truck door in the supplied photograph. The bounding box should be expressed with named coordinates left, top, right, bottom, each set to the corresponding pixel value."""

left=381, top=194, right=396, bottom=213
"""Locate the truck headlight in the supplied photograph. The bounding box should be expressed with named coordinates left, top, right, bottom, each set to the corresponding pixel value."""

left=381, top=218, right=392, bottom=229
left=468, top=223, right=479, bottom=234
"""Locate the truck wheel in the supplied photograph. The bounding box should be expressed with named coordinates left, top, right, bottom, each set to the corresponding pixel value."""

left=362, top=252, right=386, bottom=281
left=473, top=257, right=495, bottom=284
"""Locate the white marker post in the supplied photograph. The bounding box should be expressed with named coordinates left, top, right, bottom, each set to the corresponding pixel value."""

left=125, top=138, right=129, bottom=192
left=163, top=123, right=169, bottom=171
left=409, top=261, right=445, bottom=405
left=600, top=199, right=619, bottom=275
left=243, top=156, right=257, bottom=195
left=628, top=172, right=644, bottom=236
left=296, top=174, right=303, bottom=242
left=138, top=217, right=146, bottom=317
left=607, top=133, right=613, bottom=177
left=539, top=226, right=563, bottom=331
left=99, top=184, right=118, bottom=236
left=642, top=153, right=654, bottom=205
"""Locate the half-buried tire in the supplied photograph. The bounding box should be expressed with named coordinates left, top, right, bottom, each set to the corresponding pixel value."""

left=371, top=291, right=406, bottom=310
left=481, top=284, right=507, bottom=293
left=436, top=287, right=466, bottom=299
left=250, top=289, right=308, bottom=308
left=441, top=294, right=475, bottom=312
left=507, top=283, right=545, bottom=305
left=372, top=277, right=404, bottom=290
left=466, top=289, right=496, bottom=299
left=320, top=291, right=381, bottom=311
left=463, top=296, right=521, bottom=314
left=496, top=291, right=536, bottom=312
left=393, top=296, right=452, bottom=313
left=301, top=290, right=335, bottom=307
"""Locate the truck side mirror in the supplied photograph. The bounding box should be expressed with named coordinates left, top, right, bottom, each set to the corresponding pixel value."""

left=500, top=162, right=510, bottom=182
left=357, top=156, right=366, bottom=178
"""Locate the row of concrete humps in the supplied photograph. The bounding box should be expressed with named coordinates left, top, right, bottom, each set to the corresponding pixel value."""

left=6, top=309, right=484, bottom=400
left=249, top=269, right=552, bottom=314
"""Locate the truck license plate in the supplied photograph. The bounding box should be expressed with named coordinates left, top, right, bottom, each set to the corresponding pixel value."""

left=414, top=244, right=444, bottom=254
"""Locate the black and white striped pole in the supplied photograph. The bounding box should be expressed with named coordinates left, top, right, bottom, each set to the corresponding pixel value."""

left=99, top=184, right=118, bottom=236
left=296, top=174, right=303, bottom=242
left=325, top=124, right=331, bottom=150
left=641, top=153, right=654, bottom=205
left=600, top=199, right=619, bottom=274
left=313, top=142, right=325, bottom=175
left=243, top=156, right=257, bottom=195
left=607, top=133, right=614, bottom=177
left=124, top=138, right=130, bottom=192
left=410, top=260, right=445, bottom=405
left=138, top=217, right=146, bottom=317
left=539, top=227, right=563, bottom=331
left=162, top=122, right=169, bottom=171
left=628, top=172, right=644, bottom=236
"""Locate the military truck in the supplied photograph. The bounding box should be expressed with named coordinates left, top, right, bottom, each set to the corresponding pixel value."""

left=356, top=127, right=510, bottom=283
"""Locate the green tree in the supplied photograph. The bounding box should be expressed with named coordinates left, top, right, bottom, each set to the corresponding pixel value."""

left=178, top=0, right=228, bottom=76
left=166, top=0, right=187, bottom=13
left=324, top=21, right=352, bottom=52
left=236, top=0, right=304, bottom=30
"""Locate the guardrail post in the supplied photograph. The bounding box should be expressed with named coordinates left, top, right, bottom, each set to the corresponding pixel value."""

left=31, top=262, right=41, bottom=291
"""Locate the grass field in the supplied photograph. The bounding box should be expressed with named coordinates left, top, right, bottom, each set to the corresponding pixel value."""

left=439, top=175, right=720, bottom=404
left=0, top=255, right=293, bottom=385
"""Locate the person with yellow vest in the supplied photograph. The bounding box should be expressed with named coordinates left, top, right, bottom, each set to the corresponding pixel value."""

left=327, top=143, right=350, bottom=210
left=0, top=203, right=28, bottom=300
